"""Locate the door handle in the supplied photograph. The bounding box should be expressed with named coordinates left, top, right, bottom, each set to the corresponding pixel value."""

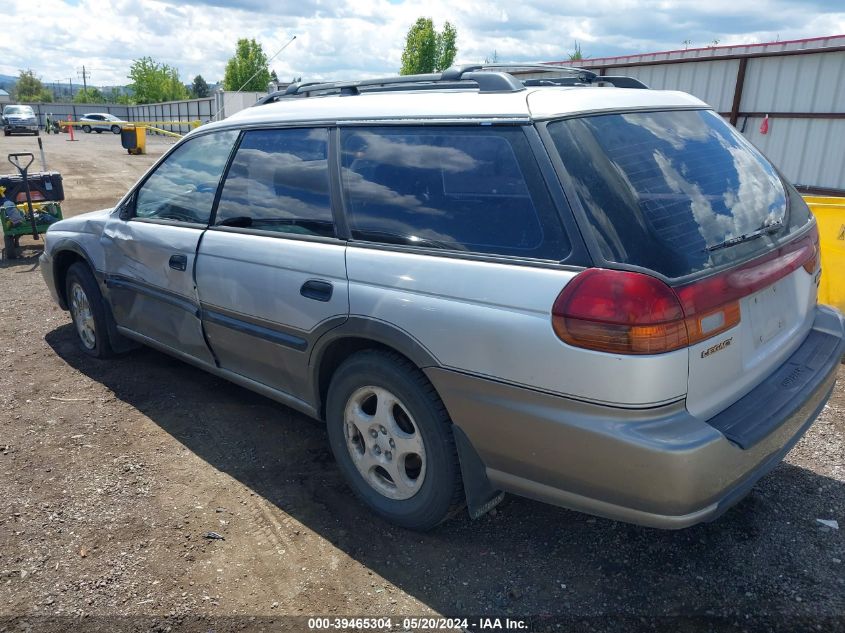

left=169, top=254, right=188, bottom=271
left=300, top=280, right=333, bottom=302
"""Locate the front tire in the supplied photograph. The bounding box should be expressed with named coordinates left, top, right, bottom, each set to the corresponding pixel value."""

left=111, top=125, right=121, bottom=134
left=326, top=350, right=463, bottom=530
left=65, top=262, right=115, bottom=358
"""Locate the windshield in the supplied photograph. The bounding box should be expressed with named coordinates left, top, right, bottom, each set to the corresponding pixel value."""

left=546, top=109, right=810, bottom=278
left=4, top=106, right=33, bottom=116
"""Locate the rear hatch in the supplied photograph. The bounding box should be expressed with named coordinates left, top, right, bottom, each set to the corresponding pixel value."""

left=545, top=108, right=818, bottom=421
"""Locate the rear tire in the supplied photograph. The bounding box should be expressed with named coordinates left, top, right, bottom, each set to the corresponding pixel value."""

left=65, top=262, right=115, bottom=358
left=326, top=350, right=463, bottom=530
left=82, top=125, right=91, bottom=133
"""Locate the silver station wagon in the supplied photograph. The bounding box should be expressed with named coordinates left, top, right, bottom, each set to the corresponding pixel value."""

left=41, top=65, right=845, bottom=530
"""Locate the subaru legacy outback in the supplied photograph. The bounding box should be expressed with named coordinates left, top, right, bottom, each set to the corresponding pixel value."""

left=41, top=65, right=845, bottom=530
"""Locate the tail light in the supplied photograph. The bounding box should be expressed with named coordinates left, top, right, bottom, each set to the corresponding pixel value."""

left=802, top=223, right=820, bottom=274
left=551, top=269, right=688, bottom=354
left=553, top=228, right=818, bottom=355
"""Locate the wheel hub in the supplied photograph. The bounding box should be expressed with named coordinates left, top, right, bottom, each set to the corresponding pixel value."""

left=70, top=282, right=96, bottom=350
left=344, top=385, right=426, bottom=500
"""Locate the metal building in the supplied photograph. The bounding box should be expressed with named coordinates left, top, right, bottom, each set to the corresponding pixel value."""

left=529, top=35, right=845, bottom=193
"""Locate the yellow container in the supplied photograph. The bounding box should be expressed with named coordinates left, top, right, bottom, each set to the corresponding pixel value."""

left=120, top=125, right=147, bottom=155
left=803, top=195, right=845, bottom=206
left=803, top=196, right=845, bottom=313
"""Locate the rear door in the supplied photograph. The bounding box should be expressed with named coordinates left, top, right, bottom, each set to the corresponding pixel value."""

left=544, top=109, right=818, bottom=420
left=195, top=127, right=348, bottom=400
left=102, top=130, right=239, bottom=363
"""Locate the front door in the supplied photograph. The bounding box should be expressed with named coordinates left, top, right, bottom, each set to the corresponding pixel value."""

left=195, top=127, right=349, bottom=400
left=102, top=130, right=239, bottom=364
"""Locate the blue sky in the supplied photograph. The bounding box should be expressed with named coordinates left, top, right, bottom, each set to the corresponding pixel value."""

left=1, top=0, right=843, bottom=87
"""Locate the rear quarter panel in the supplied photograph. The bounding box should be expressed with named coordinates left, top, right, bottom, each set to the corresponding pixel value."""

left=346, top=247, right=689, bottom=407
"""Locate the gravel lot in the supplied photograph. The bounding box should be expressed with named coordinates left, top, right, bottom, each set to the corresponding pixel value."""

left=1, top=132, right=844, bottom=632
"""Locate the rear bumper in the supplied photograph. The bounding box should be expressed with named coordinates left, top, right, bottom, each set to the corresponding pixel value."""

left=427, top=305, right=845, bottom=529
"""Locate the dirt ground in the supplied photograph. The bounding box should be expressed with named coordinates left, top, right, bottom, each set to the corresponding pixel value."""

left=1, top=131, right=844, bottom=632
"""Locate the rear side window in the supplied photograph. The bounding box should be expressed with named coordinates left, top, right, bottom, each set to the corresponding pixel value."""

left=215, top=128, right=334, bottom=238
left=547, top=110, right=808, bottom=278
left=340, top=126, right=569, bottom=260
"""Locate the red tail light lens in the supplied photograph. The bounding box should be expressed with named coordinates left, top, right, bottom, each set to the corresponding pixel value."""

left=552, top=269, right=689, bottom=354
left=552, top=226, right=818, bottom=355
left=802, top=223, right=820, bottom=274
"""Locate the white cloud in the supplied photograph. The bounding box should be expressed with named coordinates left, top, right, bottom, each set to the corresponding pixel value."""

left=0, top=0, right=842, bottom=87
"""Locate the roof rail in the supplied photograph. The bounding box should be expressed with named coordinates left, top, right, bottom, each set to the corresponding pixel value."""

left=253, top=63, right=646, bottom=106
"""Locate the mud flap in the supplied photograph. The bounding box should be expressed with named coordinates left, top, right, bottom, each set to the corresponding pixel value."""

left=99, top=279, right=140, bottom=354
left=452, top=424, right=504, bottom=519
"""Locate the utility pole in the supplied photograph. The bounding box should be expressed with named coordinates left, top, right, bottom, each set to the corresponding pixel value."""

left=77, top=66, right=90, bottom=96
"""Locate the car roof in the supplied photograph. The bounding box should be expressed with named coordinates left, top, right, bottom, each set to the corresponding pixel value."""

left=203, top=86, right=708, bottom=132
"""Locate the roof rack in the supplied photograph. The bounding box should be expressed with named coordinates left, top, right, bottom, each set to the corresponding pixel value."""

left=254, top=63, right=647, bottom=106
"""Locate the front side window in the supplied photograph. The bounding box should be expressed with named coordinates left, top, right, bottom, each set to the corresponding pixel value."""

left=214, top=128, right=334, bottom=237
left=340, top=126, right=569, bottom=260
left=134, top=130, right=238, bottom=224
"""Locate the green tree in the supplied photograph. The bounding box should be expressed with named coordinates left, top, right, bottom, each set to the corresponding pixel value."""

left=191, top=74, right=210, bottom=98
left=400, top=18, right=458, bottom=75
left=73, top=87, right=105, bottom=104
left=437, top=21, right=458, bottom=71
left=14, top=69, right=52, bottom=102
left=223, top=38, right=271, bottom=91
left=270, top=69, right=279, bottom=83
left=569, top=41, right=583, bottom=61
left=128, top=57, right=188, bottom=104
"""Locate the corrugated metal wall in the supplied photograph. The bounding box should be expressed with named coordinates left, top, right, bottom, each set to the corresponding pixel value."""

left=605, top=60, right=740, bottom=113
left=19, top=98, right=216, bottom=135
left=129, top=98, right=215, bottom=134
left=19, top=92, right=267, bottom=136
left=533, top=35, right=845, bottom=191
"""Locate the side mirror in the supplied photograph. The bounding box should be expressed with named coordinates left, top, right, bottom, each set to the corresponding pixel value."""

left=117, top=193, right=135, bottom=221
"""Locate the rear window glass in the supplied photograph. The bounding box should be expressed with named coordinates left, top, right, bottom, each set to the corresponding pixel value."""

left=547, top=110, right=809, bottom=278
left=340, top=126, right=569, bottom=260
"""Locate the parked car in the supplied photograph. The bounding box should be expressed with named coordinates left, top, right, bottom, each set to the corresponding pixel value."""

left=40, top=65, right=845, bottom=531
left=2, top=104, right=39, bottom=136
left=79, top=113, right=126, bottom=134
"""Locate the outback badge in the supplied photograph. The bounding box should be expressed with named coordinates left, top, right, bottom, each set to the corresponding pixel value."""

left=701, top=337, right=733, bottom=359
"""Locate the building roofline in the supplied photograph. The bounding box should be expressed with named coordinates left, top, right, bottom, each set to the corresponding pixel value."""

left=548, top=34, right=845, bottom=66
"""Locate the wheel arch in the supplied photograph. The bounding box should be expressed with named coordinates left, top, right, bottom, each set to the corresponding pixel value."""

left=310, top=318, right=503, bottom=521
left=53, top=243, right=97, bottom=310
left=56, top=245, right=136, bottom=354
left=309, top=317, right=439, bottom=421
